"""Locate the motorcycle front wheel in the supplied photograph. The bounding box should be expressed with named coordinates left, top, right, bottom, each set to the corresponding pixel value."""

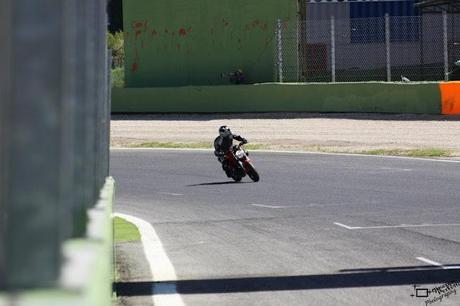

left=245, top=163, right=260, bottom=182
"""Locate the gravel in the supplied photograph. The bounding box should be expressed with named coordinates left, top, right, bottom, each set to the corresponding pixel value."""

left=111, top=113, right=460, bottom=156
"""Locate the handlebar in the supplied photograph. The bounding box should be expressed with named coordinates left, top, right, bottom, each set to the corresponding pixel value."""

left=237, top=141, right=248, bottom=148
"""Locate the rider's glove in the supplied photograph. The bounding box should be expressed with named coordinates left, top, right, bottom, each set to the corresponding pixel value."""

left=242, top=138, right=248, bottom=144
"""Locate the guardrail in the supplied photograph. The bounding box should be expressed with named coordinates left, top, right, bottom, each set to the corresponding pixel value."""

left=0, top=0, right=111, bottom=302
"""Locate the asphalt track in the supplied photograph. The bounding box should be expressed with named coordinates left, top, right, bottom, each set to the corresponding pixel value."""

left=111, top=149, right=460, bottom=306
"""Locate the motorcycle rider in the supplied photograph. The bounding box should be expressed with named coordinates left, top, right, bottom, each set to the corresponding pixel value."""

left=214, top=126, right=247, bottom=173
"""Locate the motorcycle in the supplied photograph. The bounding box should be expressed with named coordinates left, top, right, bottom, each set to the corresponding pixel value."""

left=222, top=142, right=260, bottom=182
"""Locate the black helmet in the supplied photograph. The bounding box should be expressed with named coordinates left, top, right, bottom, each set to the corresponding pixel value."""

left=219, top=125, right=230, bottom=135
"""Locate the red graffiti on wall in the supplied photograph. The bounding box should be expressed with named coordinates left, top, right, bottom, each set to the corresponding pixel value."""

left=131, top=62, right=138, bottom=72
left=130, top=20, right=149, bottom=73
left=128, top=20, right=194, bottom=71
left=133, top=21, right=148, bottom=38
left=243, top=19, right=270, bottom=33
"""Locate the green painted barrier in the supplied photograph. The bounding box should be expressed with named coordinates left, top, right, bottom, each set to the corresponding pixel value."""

left=123, top=0, right=297, bottom=87
left=112, top=82, right=442, bottom=114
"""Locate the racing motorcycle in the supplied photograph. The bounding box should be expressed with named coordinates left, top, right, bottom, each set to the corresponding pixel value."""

left=222, top=142, right=260, bottom=182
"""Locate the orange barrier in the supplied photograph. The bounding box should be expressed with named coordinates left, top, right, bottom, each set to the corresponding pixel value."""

left=440, top=82, right=460, bottom=115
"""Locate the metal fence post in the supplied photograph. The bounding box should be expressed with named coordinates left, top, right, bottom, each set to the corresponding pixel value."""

left=72, top=0, right=91, bottom=236
left=385, top=14, right=392, bottom=82
left=298, top=0, right=307, bottom=81
left=85, top=0, right=98, bottom=207
left=443, top=11, right=449, bottom=81
left=277, top=19, right=284, bottom=83
left=97, top=0, right=109, bottom=186
left=105, top=50, right=112, bottom=178
left=0, top=0, right=12, bottom=290
left=296, top=18, right=301, bottom=82
left=5, top=0, right=67, bottom=288
left=94, top=0, right=103, bottom=192
left=60, top=0, right=78, bottom=240
left=330, top=15, right=336, bottom=83
left=419, top=15, right=425, bottom=80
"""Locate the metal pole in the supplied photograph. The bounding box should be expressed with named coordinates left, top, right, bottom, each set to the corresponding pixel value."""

left=5, top=0, right=65, bottom=288
left=95, top=0, right=104, bottom=191
left=100, top=0, right=110, bottom=181
left=296, top=18, right=300, bottom=82
left=85, top=0, right=98, bottom=206
left=385, top=13, right=391, bottom=82
left=277, top=19, right=284, bottom=83
left=0, top=0, right=12, bottom=290
left=298, top=0, right=308, bottom=81
left=331, top=15, right=336, bottom=83
left=72, top=0, right=91, bottom=236
left=106, top=50, right=112, bottom=178
left=419, top=15, right=425, bottom=80
left=443, top=11, right=449, bottom=81
left=60, top=0, right=78, bottom=240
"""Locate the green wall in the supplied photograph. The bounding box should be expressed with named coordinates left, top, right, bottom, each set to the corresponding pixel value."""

left=112, top=82, right=442, bottom=114
left=123, top=0, right=297, bottom=87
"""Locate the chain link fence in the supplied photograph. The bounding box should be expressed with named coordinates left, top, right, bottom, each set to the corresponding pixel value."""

left=0, top=0, right=110, bottom=291
left=274, top=13, right=460, bottom=82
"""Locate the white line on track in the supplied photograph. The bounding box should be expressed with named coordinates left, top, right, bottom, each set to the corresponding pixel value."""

left=110, top=147, right=460, bottom=163
left=306, top=203, right=346, bottom=208
left=251, top=204, right=292, bottom=209
left=416, top=257, right=460, bottom=270
left=416, top=257, right=444, bottom=268
left=378, top=167, right=412, bottom=171
left=333, top=222, right=357, bottom=230
left=113, top=213, right=185, bottom=306
left=334, top=222, right=460, bottom=230
left=158, top=192, right=184, bottom=196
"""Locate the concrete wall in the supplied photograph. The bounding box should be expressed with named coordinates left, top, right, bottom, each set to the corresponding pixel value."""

left=0, top=178, right=115, bottom=306
left=112, top=82, right=442, bottom=114
left=123, top=0, right=298, bottom=87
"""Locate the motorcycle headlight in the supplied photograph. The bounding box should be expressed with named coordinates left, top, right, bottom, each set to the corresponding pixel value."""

left=235, top=150, right=245, bottom=159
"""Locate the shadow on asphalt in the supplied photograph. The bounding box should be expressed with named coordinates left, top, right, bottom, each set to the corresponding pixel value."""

left=339, top=265, right=460, bottom=273
left=113, top=266, right=460, bottom=296
left=187, top=181, right=252, bottom=186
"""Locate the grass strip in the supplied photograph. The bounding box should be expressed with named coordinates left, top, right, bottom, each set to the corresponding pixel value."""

left=113, top=217, right=141, bottom=243
left=135, top=141, right=212, bottom=149
left=133, top=141, right=269, bottom=151
left=129, top=142, right=453, bottom=158
left=360, top=148, right=452, bottom=158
